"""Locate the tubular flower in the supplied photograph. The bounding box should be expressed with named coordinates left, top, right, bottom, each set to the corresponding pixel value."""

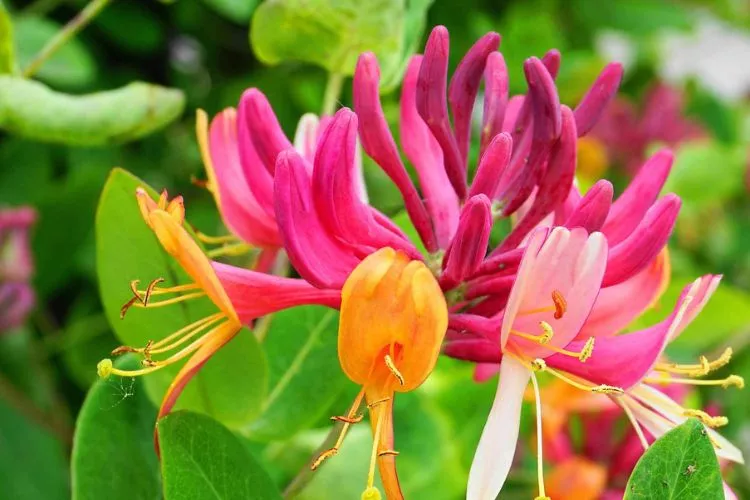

left=310, top=248, right=448, bottom=500
left=96, top=189, right=340, bottom=421
left=0, top=207, right=36, bottom=333
left=445, top=229, right=744, bottom=500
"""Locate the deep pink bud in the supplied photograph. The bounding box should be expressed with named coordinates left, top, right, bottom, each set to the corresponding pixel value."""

left=442, top=195, right=493, bottom=287
left=241, top=89, right=293, bottom=174
left=443, top=337, right=501, bottom=363
left=574, top=63, right=624, bottom=136
left=449, top=31, right=501, bottom=163
left=470, top=132, right=512, bottom=199
left=354, top=52, right=438, bottom=252
left=466, top=274, right=515, bottom=300
left=481, top=52, right=509, bottom=154
left=417, top=26, right=467, bottom=198
left=603, top=194, right=681, bottom=286
left=602, top=149, right=674, bottom=245
left=237, top=92, right=276, bottom=216
left=541, top=49, right=561, bottom=79
left=564, top=180, right=614, bottom=232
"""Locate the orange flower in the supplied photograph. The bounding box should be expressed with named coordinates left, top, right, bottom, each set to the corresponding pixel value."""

left=312, top=247, right=448, bottom=500
left=546, top=457, right=608, bottom=500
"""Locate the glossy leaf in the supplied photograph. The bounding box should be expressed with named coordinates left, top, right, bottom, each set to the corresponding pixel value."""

left=71, top=355, right=161, bottom=500
left=248, top=306, right=346, bottom=440
left=0, top=77, right=185, bottom=146
left=158, top=411, right=282, bottom=500
left=13, top=16, right=96, bottom=88
left=0, top=2, right=14, bottom=73
left=624, top=419, right=723, bottom=500
left=96, top=168, right=268, bottom=428
left=250, top=0, right=404, bottom=76
left=202, top=0, right=259, bottom=23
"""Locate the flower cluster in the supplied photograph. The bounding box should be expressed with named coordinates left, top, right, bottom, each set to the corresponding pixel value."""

left=98, top=25, right=744, bottom=499
left=0, top=207, right=36, bottom=333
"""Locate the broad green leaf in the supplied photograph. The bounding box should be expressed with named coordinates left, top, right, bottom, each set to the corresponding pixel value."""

left=13, top=16, right=96, bottom=88
left=248, top=306, right=345, bottom=440
left=570, top=0, right=693, bottom=38
left=624, top=419, right=723, bottom=500
left=378, top=0, right=434, bottom=92
left=0, top=397, right=68, bottom=500
left=250, top=0, right=404, bottom=76
left=665, top=143, right=746, bottom=209
left=96, top=168, right=268, bottom=428
left=0, top=2, right=14, bottom=73
left=202, top=0, right=260, bottom=23
left=94, top=2, right=164, bottom=54
left=158, top=411, right=282, bottom=500
left=71, top=355, right=161, bottom=500
left=0, top=77, right=185, bottom=145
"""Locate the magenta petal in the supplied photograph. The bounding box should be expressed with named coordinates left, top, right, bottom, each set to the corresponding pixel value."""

left=400, top=56, right=459, bottom=249
left=547, top=276, right=718, bottom=389
left=443, top=338, right=501, bottom=363
left=474, top=363, right=501, bottom=382
left=603, top=194, right=680, bottom=287
left=480, top=52, right=509, bottom=154
left=574, top=63, right=624, bottom=137
left=354, top=53, right=438, bottom=251
left=470, top=132, right=512, bottom=199
left=448, top=31, right=501, bottom=163
left=442, top=195, right=493, bottom=286
left=213, top=262, right=341, bottom=324
left=564, top=180, right=614, bottom=233
left=237, top=93, right=276, bottom=217
left=417, top=26, right=467, bottom=198
left=207, top=110, right=281, bottom=247
left=541, top=49, right=561, bottom=79
left=602, top=149, right=674, bottom=245
left=241, top=88, right=293, bottom=174
left=274, top=149, right=362, bottom=289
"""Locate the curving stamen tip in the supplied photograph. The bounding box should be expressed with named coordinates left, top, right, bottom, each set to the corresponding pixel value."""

left=683, top=409, right=729, bottom=428
left=97, top=359, right=113, bottom=379
left=723, top=375, right=744, bottom=389
left=361, top=486, right=382, bottom=500
left=551, top=289, right=566, bottom=319
left=538, top=321, right=554, bottom=343
left=111, top=345, right=137, bottom=356
left=591, top=384, right=623, bottom=395
left=579, top=337, right=595, bottom=362
left=384, top=354, right=405, bottom=386
left=311, top=448, right=338, bottom=471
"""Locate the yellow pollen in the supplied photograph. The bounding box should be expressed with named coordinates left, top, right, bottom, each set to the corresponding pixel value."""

left=551, top=289, right=566, bottom=319
left=655, top=348, right=733, bottom=377
left=579, top=337, right=595, bottom=362
left=361, top=487, right=382, bottom=500
left=538, top=321, right=554, bottom=343
left=510, top=329, right=592, bottom=361
left=97, top=359, right=113, bottom=378
left=644, top=374, right=744, bottom=389
left=531, top=358, right=547, bottom=372
left=590, top=385, right=624, bottom=395
left=683, top=409, right=729, bottom=428
left=384, top=354, right=405, bottom=386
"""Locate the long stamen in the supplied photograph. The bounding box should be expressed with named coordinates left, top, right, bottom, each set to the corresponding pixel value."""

left=644, top=374, right=744, bottom=389
left=655, top=348, right=733, bottom=377
left=206, top=243, right=253, bottom=258
left=131, top=291, right=206, bottom=309
left=148, top=313, right=225, bottom=354
left=195, top=232, right=240, bottom=245
left=384, top=354, right=405, bottom=386
left=683, top=409, right=729, bottom=428
left=529, top=369, right=550, bottom=500
left=617, top=398, right=649, bottom=450
left=528, top=358, right=623, bottom=395
left=511, top=329, right=595, bottom=362
left=146, top=283, right=202, bottom=295
left=364, top=402, right=387, bottom=499
left=312, top=388, right=366, bottom=470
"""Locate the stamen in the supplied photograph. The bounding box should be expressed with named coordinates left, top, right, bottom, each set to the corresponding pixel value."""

left=618, top=398, right=649, bottom=450
left=529, top=368, right=548, bottom=500
left=384, top=354, right=405, bottom=386
left=531, top=359, right=547, bottom=372
left=579, top=337, right=595, bottom=362
left=367, top=397, right=390, bottom=409
left=147, top=313, right=224, bottom=355
left=551, top=290, right=566, bottom=319
left=538, top=321, right=554, bottom=344
left=331, top=414, right=364, bottom=424
left=142, top=278, right=165, bottom=305
left=683, top=409, right=729, bottom=428
left=511, top=330, right=592, bottom=361
left=194, top=232, right=239, bottom=245
left=590, top=385, right=624, bottom=395
left=131, top=291, right=206, bottom=309
left=377, top=450, right=399, bottom=457
left=312, top=388, right=365, bottom=471
left=644, top=374, right=744, bottom=389
left=206, top=243, right=253, bottom=258
left=655, top=348, right=734, bottom=377
left=365, top=403, right=386, bottom=496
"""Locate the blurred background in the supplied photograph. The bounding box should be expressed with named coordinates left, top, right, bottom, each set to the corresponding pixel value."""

left=1, top=0, right=750, bottom=498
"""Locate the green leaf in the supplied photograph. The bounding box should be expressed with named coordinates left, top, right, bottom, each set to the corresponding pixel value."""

left=96, top=168, right=268, bottom=428
left=93, top=2, right=164, bottom=54
left=158, top=411, right=282, bottom=500
left=624, top=419, right=723, bottom=500
left=71, top=355, right=161, bottom=500
left=0, top=76, right=185, bottom=145
left=13, top=16, right=96, bottom=88
left=0, top=397, right=68, bottom=500
left=250, top=0, right=404, bottom=76
left=248, top=306, right=346, bottom=440
left=570, top=0, right=693, bottom=38
left=378, top=0, right=434, bottom=92
left=202, top=0, right=259, bottom=23
left=0, top=2, right=14, bottom=73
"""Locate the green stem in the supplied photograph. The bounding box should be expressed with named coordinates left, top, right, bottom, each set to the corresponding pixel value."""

left=321, top=72, right=344, bottom=116
left=282, top=421, right=347, bottom=498
left=24, top=0, right=66, bottom=16
left=22, top=0, right=112, bottom=78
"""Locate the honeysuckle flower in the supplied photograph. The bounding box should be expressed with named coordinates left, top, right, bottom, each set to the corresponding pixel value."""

left=445, top=228, right=744, bottom=500
left=310, top=247, right=447, bottom=500
left=0, top=207, right=36, bottom=333
left=96, top=189, right=340, bottom=421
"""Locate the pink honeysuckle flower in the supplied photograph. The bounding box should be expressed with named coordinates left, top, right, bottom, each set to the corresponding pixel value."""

left=0, top=207, right=37, bottom=333
left=445, top=228, right=743, bottom=500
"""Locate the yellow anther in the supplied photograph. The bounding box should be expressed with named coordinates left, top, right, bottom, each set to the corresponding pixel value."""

left=723, top=375, right=744, bottom=389
left=591, top=385, right=624, bottom=395
left=531, top=359, right=547, bottom=372
left=538, top=321, right=554, bottom=343
left=311, top=448, right=338, bottom=470
left=384, top=354, right=405, bottom=386
left=579, top=337, right=595, bottom=362
left=142, top=278, right=165, bottom=305
left=378, top=449, right=399, bottom=457
left=367, top=397, right=390, bottom=408
left=683, top=409, right=729, bottom=428
left=710, top=347, right=733, bottom=370
left=361, top=486, right=382, bottom=500
left=97, top=359, right=113, bottom=379
left=551, top=289, right=566, bottom=319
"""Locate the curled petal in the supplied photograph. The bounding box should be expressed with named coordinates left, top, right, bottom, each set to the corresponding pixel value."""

left=564, top=180, right=613, bottom=233
left=442, top=195, right=492, bottom=287
left=480, top=52, right=509, bottom=154
left=240, top=89, right=293, bottom=174
left=417, top=26, right=466, bottom=198
left=574, top=63, right=624, bottom=137
left=603, top=194, right=680, bottom=287
left=470, top=132, right=512, bottom=199
left=542, top=49, right=561, bottom=79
